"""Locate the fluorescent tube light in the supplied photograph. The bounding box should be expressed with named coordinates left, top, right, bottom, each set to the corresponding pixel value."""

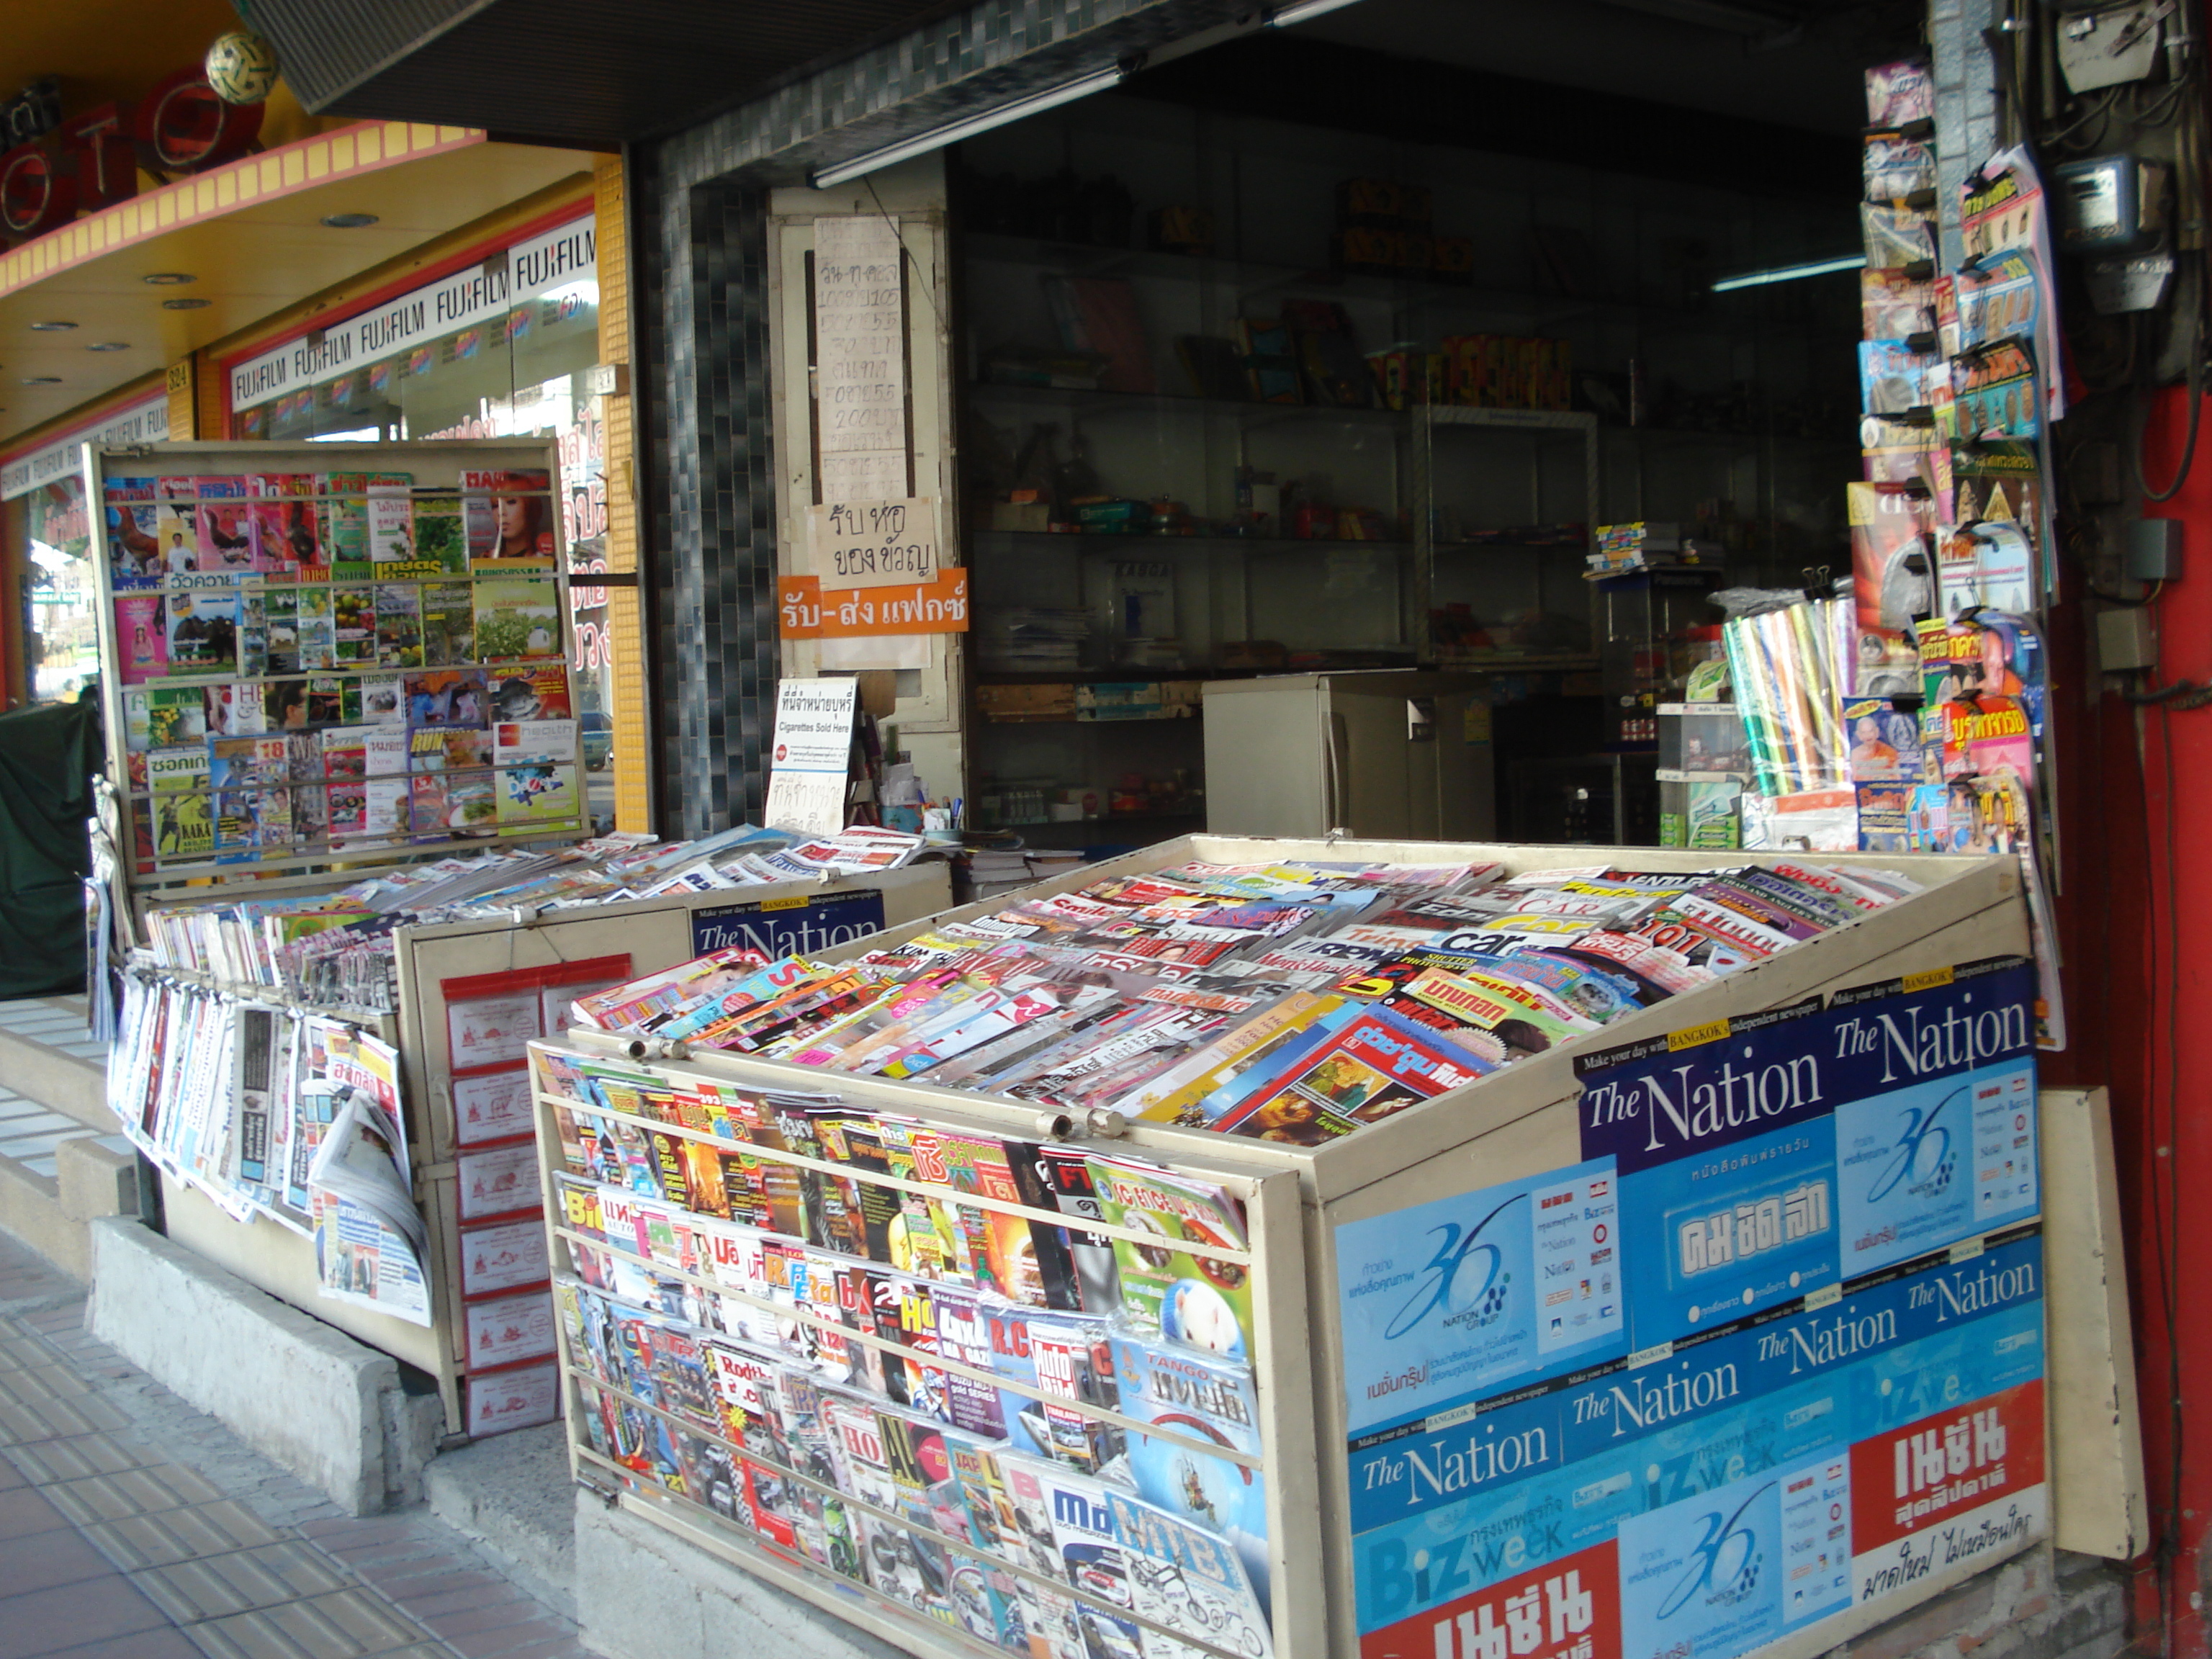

left=812, top=67, right=1126, bottom=188
left=1267, top=0, right=1366, bottom=24
left=1711, top=253, right=1866, bottom=292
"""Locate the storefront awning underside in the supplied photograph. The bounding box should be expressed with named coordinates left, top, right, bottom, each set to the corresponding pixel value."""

left=240, top=0, right=973, bottom=152
left=0, top=124, right=595, bottom=453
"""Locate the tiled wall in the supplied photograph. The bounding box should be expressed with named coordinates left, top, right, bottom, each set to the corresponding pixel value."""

left=632, top=0, right=1250, bottom=831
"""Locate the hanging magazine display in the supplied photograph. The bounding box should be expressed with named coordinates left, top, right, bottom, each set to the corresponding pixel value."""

left=89, top=445, right=585, bottom=889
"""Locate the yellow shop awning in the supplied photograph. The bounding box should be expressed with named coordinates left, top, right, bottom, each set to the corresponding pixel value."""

left=0, top=120, right=598, bottom=451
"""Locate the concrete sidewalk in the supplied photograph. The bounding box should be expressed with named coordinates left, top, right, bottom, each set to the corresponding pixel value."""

left=0, top=1229, right=591, bottom=1659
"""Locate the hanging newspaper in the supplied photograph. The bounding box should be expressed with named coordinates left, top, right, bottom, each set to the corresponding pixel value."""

left=306, top=1024, right=432, bottom=1326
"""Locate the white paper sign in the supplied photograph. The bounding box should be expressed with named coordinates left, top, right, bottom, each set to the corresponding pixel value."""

left=459, top=1218, right=552, bottom=1297
left=464, top=1290, right=557, bottom=1370
left=814, top=216, right=907, bottom=458
left=811, top=497, right=938, bottom=589
left=768, top=676, right=858, bottom=772
left=765, top=771, right=848, bottom=837
left=451, top=1070, right=534, bottom=1148
left=457, top=1142, right=542, bottom=1220
left=446, top=994, right=541, bottom=1071
left=465, top=1362, right=559, bottom=1435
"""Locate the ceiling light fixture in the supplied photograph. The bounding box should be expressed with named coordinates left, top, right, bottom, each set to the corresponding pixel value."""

left=1711, top=252, right=1865, bottom=292
left=27, top=320, right=76, bottom=331
left=87, top=341, right=130, bottom=352
left=142, top=272, right=197, bottom=286
left=1267, top=0, right=1366, bottom=25
left=812, top=66, right=1128, bottom=188
left=22, top=376, right=60, bottom=385
left=161, top=297, right=211, bottom=310
left=320, top=212, right=379, bottom=228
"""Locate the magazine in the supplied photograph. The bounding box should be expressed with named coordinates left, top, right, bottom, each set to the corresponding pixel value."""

left=104, top=477, right=161, bottom=589
left=1087, top=1156, right=1252, bottom=1360
left=114, top=595, right=168, bottom=683
left=475, top=577, right=564, bottom=662
left=197, top=479, right=255, bottom=573
left=1847, top=480, right=1933, bottom=696
left=464, top=469, right=559, bottom=568
left=1111, top=1333, right=1269, bottom=1597
left=165, top=586, right=242, bottom=677
left=249, top=474, right=321, bottom=576
left=493, top=719, right=580, bottom=831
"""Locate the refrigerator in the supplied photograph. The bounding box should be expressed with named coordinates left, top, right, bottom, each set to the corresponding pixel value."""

left=1200, top=670, right=1496, bottom=839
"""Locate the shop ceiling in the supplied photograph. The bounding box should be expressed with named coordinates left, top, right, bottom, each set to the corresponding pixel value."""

left=0, top=0, right=246, bottom=112
left=240, top=0, right=1905, bottom=156
left=0, top=135, right=592, bottom=451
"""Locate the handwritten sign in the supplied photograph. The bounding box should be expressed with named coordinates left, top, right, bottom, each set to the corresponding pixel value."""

left=778, top=571, right=969, bottom=639
left=811, top=497, right=938, bottom=589
left=814, top=216, right=907, bottom=462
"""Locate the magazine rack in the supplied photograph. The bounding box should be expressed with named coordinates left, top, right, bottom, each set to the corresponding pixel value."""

left=529, top=835, right=2080, bottom=1659
left=84, top=437, right=588, bottom=929
left=135, top=860, right=953, bottom=1440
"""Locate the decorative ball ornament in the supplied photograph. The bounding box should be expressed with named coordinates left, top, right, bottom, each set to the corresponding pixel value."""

left=204, top=31, right=279, bottom=106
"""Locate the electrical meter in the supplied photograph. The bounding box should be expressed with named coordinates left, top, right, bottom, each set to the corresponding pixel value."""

left=2057, top=1, right=2172, bottom=91
left=2052, top=155, right=2177, bottom=313
left=2053, top=153, right=2169, bottom=252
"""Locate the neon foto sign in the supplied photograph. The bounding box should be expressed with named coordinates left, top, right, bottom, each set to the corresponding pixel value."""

left=0, top=66, right=264, bottom=243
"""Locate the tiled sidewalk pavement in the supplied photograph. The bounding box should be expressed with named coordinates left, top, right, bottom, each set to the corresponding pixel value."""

left=0, top=1231, right=593, bottom=1659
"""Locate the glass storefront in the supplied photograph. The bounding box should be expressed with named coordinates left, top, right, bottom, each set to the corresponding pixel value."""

left=225, top=210, right=621, bottom=828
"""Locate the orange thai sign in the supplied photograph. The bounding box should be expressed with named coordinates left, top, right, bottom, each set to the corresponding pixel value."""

left=778, top=571, right=968, bottom=639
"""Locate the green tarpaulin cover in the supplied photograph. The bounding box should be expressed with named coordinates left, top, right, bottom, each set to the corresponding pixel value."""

left=0, top=695, right=97, bottom=997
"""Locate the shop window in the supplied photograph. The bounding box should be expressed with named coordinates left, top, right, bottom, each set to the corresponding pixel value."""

left=229, top=233, right=616, bottom=829
left=23, top=475, right=97, bottom=704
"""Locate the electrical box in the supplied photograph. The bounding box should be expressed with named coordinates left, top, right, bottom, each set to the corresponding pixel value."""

left=2053, top=155, right=2168, bottom=254
left=2098, top=606, right=2159, bottom=672
left=2057, top=3, right=2170, bottom=91
left=2126, top=518, right=2184, bottom=581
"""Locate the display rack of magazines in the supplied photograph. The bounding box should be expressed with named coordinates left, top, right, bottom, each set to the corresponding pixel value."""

left=86, top=439, right=586, bottom=913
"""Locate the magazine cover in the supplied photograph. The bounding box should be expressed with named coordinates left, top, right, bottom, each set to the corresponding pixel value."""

left=1861, top=200, right=1934, bottom=269
left=1860, top=270, right=1933, bottom=341
left=493, top=719, right=580, bottom=831
left=373, top=583, right=423, bottom=667
left=1956, top=338, right=2039, bottom=440
left=1087, top=1156, right=1252, bottom=1360
left=474, top=577, right=563, bottom=661
left=104, top=477, right=161, bottom=589
left=1110, top=1334, right=1269, bottom=1593
left=248, top=474, right=321, bottom=576
left=464, top=470, right=559, bottom=568
left=148, top=745, right=213, bottom=861
left=1208, top=1004, right=1488, bottom=1142
left=1866, top=58, right=1933, bottom=125
left=1847, top=480, right=1932, bottom=696
left=347, top=674, right=405, bottom=723
left=263, top=590, right=302, bottom=675
left=1107, top=1486, right=1274, bottom=1657
left=1843, top=696, right=1925, bottom=783
left=114, top=595, right=168, bottom=684
left=419, top=581, right=475, bottom=664
left=203, top=680, right=266, bottom=737
left=123, top=686, right=205, bottom=752
left=154, top=486, right=201, bottom=577
left=165, top=587, right=241, bottom=677
left=1938, top=519, right=2034, bottom=617
left=405, top=668, right=487, bottom=726
left=332, top=587, right=375, bottom=665
left=487, top=662, right=572, bottom=721
left=197, top=479, right=256, bottom=572
left=1857, top=340, right=1933, bottom=415
left=210, top=734, right=290, bottom=858
left=410, top=493, right=469, bottom=575
left=293, top=588, right=336, bottom=670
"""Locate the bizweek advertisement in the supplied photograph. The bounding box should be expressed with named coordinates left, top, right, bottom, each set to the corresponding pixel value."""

left=1334, top=959, right=2043, bottom=1659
